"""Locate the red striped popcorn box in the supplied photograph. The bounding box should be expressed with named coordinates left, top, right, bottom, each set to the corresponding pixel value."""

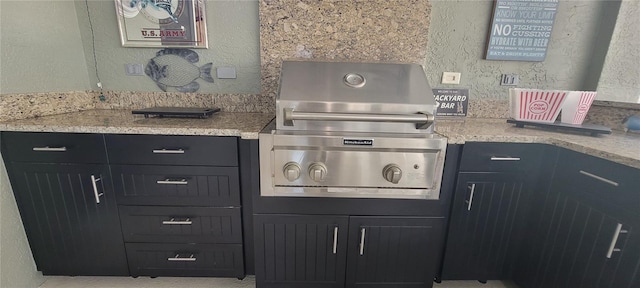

left=560, top=91, right=597, bottom=125
left=509, top=89, right=568, bottom=123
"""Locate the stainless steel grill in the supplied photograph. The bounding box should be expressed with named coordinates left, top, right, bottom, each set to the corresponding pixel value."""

left=259, top=61, right=447, bottom=199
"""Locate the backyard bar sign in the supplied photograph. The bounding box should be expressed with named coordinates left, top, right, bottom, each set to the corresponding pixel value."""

left=485, top=0, right=559, bottom=61
left=433, top=88, right=469, bottom=117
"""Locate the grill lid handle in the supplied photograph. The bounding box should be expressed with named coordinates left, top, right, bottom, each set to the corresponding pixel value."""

left=283, top=108, right=434, bottom=130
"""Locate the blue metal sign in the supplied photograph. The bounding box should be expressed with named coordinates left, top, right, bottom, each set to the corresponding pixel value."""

left=486, top=0, right=559, bottom=61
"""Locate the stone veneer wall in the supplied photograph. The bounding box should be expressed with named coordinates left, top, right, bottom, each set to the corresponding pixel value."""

left=259, top=0, right=431, bottom=99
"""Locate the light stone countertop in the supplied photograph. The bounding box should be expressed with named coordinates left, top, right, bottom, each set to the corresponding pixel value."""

left=436, top=118, right=640, bottom=169
left=0, top=110, right=638, bottom=169
left=0, top=109, right=275, bottom=140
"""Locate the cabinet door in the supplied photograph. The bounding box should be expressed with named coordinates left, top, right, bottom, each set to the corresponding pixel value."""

left=441, top=172, right=532, bottom=281
left=8, top=163, right=128, bottom=276
left=522, top=187, right=640, bottom=288
left=346, top=217, right=444, bottom=288
left=254, top=214, right=349, bottom=288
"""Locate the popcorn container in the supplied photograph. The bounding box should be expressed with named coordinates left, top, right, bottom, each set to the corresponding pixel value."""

left=560, top=91, right=596, bottom=125
left=509, top=89, right=568, bottom=123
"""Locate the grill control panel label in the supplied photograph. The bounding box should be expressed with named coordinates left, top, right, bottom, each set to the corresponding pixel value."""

left=343, top=139, right=373, bottom=146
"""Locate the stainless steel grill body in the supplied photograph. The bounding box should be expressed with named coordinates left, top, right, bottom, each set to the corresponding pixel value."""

left=260, top=61, right=447, bottom=199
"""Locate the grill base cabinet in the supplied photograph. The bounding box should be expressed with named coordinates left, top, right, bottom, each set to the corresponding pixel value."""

left=253, top=145, right=462, bottom=288
left=254, top=215, right=443, bottom=288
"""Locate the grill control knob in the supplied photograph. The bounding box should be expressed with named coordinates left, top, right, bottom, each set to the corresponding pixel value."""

left=383, top=164, right=402, bottom=184
left=308, top=163, right=327, bottom=182
left=283, top=162, right=301, bottom=182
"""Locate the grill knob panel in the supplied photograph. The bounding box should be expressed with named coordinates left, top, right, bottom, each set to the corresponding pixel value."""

left=283, top=162, right=301, bottom=182
left=383, top=164, right=402, bottom=184
left=308, top=163, right=327, bottom=182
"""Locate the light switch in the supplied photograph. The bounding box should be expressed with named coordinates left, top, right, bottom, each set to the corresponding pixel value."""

left=217, top=67, right=237, bottom=79
left=442, top=72, right=461, bottom=84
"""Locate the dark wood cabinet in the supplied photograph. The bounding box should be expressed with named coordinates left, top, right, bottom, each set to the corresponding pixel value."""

left=440, top=143, right=549, bottom=282
left=516, top=149, right=640, bottom=288
left=346, top=217, right=443, bottom=288
left=441, top=172, right=533, bottom=281
left=105, top=135, right=246, bottom=278
left=254, top=214, right=349, bottom=288
left=254, top=214, right=443, bottom=288
left=7, top=163, right=128, bottom=276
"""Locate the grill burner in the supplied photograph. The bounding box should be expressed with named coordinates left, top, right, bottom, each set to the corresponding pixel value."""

left=259, top=61, right=447, bottom=199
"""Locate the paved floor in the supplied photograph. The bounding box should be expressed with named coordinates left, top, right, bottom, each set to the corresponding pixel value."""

left=40, top=275, right=518, bottom=288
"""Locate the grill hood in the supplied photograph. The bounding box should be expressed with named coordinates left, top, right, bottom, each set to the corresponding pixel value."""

left=275, top=61, right=437, bottom=134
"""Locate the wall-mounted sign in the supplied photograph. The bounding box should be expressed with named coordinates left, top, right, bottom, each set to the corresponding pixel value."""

left=485, top=0, right=559, bottom=61
left=115, top=0, right=208, bottom=48
left=433, top=88, right=469, bottom=117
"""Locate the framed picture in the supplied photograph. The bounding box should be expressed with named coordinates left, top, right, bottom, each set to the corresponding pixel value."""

left=115, top=0, right=208, bottom=48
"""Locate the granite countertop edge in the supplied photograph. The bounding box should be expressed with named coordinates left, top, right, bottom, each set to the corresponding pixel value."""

left=0, top=110, right=638, bottom=169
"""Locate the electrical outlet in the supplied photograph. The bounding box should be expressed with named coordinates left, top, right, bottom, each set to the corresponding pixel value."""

left=217, top=67, right=237, bottom=79
left=442, top=72, right=461, bottom=84
left=125, top=64, right=144, bottom=76
left=500, top=74, right=519, bottom=86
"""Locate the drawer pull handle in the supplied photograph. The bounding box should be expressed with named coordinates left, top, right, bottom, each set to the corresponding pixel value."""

left=153, top=149, right=185, bottom=154
left=32, top=146, right=67, bottom=152
left=167, top=254, right=196, bottom=262
left=359, top=228, right=366, bottom=256
left=162, top=218, right=192, bottom=225
left=606, top=223, right=628, bottom=258
left=465, top=183, right=476, bottom=211
left=156, top=179, right=188, bottom=185
left=579, top=170, right=619, bottom=187
left=490, top=157, right=521, bottom=161
left=90, top=175, right=103, bottom=204
left=332, top=226, right=338, bottom=254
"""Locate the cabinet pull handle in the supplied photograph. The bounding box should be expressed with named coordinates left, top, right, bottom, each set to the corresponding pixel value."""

left=152, top=149, right=185, bottom=154
left=579, top=170, right=619, bottom=187
left=167, top=254, right=196, bottom=262
left=359, top=228, right=366, bottom=255
left=332, top=226, right=338, bottom=254
left=32, top=146, right=67, bottom=152
left=90, top=175, right=103, bottom=204
left=156, top=179, right=188, bottom=185
left=490, top=156, right=520, bottom=161
left=162, top=218, right=192, bottom=225
left=465, top=183, right=476, bottom=211
left=606, top=223, right=628, bottom=258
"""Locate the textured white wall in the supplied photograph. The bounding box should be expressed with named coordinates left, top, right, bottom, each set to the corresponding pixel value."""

left=597, top=0, right=640, bottom=103
left=424, top=0, right=605, bottom=99
left=0, top=0, right=91, bottom=94
left=0, top=152, right=45, bottom=288
left=75, top=0, right=261, bottom=94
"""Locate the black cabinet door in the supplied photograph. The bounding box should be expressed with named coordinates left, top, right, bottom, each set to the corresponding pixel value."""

left=8, top=163, right=128, bottom=276
left=521, top=185, right=640, bottom=288
left=346, top=217, right=444, bottom=288
left=441, top=172, right=532, bottom=281
left=254, top=214, right=349, bottom=288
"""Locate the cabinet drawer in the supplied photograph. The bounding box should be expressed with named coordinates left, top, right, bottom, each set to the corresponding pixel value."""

left=105, top=134, right=238, bottom=166
left=120, top=206, right=242, bottom=243
left=125, top=243, right=244, bottom=277
left=559, top=149, right=639, bottom=214
left=1, top=132, right=106, bottom=163
left=111, top=165, right=240, bottom=206
left=459, top=142, right=545, bottom=172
